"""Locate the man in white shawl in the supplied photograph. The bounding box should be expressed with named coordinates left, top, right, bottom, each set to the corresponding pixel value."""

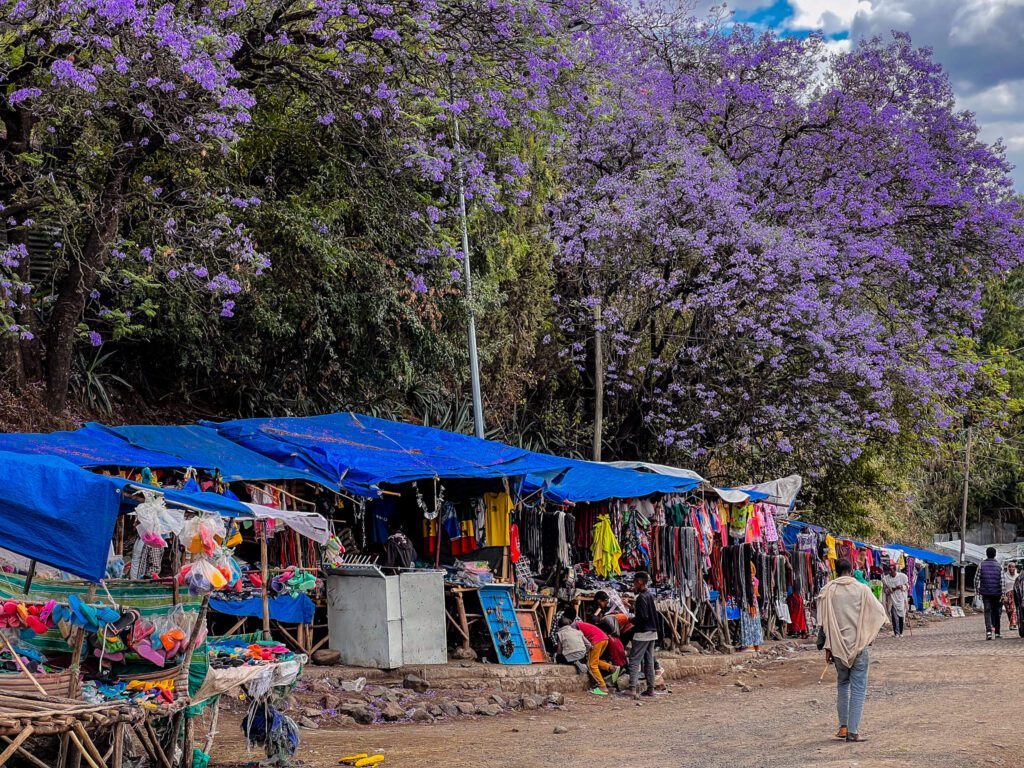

left=817, top=558, right=888, bottom=743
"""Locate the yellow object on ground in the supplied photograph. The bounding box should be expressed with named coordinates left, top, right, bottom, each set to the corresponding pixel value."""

left=354, top=756, right=385, bottom=767
left=338, top=755, right=368, bottom=765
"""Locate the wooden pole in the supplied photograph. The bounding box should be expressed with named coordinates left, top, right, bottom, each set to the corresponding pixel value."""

left=959, top=426, right=972, bottom=607
left=260, top=524, right=271, bottom=640
left=592, top=300, right=603, bottom=462
left=67, top=584, right=97, bottom=700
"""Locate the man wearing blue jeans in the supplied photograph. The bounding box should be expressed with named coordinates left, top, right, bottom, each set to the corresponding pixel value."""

left=818, top=558, right=888, bottom=743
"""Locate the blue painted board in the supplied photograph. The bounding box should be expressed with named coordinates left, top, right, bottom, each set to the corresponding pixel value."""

left=478, top=585, right=531, bottom=665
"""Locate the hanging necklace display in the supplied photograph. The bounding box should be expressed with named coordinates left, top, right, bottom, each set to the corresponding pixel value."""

left=416, top=479, right=444, bottom=520
left=355, top=498, right=367, bottom=548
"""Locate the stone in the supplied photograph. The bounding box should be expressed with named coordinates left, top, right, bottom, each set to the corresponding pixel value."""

left=440, top=702, right=460, bottom=718
left=547, top=692, right=565, bottom=706
left=298, top=717, right=319, bottom=729
left=740, top=685, right=752, bottom=693
left=809, top=699, right=820, bottom=706
left=403, top=673, right=430, bottom=693
left=338, top=703, right=375, bottom=725
left=521, top=697, right=538, bottom=711
left=410, top=707, right=435, bottom=723
left=553, top=726, right=569, bottom=735
left=476, top=703, right=502, bottom=717
left=301, top=707, right=322, bottom=719
left=311, top=649, right=342, bottom=666
left=380, top=702, right=407, bottom=722
left=452, top=646, right=477, bottom=661
left=489, top=694, right=506, bottom=708
left=505, top=695, right=523, bottom=709
left=530, top=694, right=548, bottom=708
left=455, top=701, right=477, bottom=716
left=321, top=693, right=342, bottom=710
left=336, top=716, right=356, bottom=727
left=428, top=705, right=443, bottom=718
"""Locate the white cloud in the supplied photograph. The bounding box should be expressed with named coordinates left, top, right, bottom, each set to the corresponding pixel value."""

left=788, top=0, right=873, bottom=32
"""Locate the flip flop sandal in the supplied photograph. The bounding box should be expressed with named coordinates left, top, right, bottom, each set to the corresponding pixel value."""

left=25, top=616, right=48, bottom=634
left=111, top=610, right=138, bottom=634
left=2, top=602, right=17, bottom=617
left=249, top=573, right=263, bottom=588
left=96, top=607, right=120, bottom=625
left=39, top=600, right=57, bottom=624
left=136, top=640, right=165, bottom=667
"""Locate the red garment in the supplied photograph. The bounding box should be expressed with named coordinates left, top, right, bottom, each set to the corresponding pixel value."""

left=786, top=593, right=808, bottom=634
left=510, top=523, right=521, bottom=563
left=575, top=621, right=608, bottom=645
left=605, top=636, right=627, bottom=667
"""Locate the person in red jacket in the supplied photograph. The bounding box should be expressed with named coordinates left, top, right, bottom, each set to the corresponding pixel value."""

left=574, top=620, right=621, bottom=695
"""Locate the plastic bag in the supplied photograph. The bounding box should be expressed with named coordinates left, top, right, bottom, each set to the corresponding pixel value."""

left=135, top=494, right=169, bottom=549
left=182, top=557, right=228, bottom=595
left=181, top=514, right=227, bottom=556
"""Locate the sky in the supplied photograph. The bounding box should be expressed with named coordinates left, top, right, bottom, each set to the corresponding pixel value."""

left=703, top=0, right=1024, bottom=188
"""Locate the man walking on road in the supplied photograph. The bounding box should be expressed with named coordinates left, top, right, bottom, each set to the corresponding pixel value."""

left=977, top=547, right=1003, bottom=640
left=881, top=563, right=908, bottom=637
left=817, top=558, right=888, bottom=743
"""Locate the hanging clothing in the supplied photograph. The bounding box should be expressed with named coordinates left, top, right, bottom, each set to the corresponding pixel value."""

left=739, top=610, right=763, bottom=648
left=787, top=592, right=808, bottom=635
left=483, top=492, right=512, bottom=547
left=591, top=515, right=622, bottom=578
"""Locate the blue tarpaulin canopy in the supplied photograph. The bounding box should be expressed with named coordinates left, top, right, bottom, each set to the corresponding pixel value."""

left=0, top=425, right=208, bottom=470
left=203, top=413, right=571, bottom=496
left=94, top=423, right=336, bottom=488
left=884, top=543, right=956, bottom=566
left=0, top=451, right=123, bottom=581
left=523, top=458, right=701, bottom=503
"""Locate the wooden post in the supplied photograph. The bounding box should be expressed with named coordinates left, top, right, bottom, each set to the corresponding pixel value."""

left=959, top=426, right=971, bottom=607
left=592, top=300, right=603, bottom=461
left=67, top=584, right=97, bottom=700
left=260, top=524, right=271, bottom=640
left=22, top=561, right=37, bottom=595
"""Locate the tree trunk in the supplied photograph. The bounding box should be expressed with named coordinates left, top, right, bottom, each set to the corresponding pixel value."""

left=44, top=165, right=130, bottom=411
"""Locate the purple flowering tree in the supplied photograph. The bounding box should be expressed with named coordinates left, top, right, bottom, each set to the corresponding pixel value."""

left=551, top=11, right=1023, bottom=472
left=1, top=0, right=594, bottom=409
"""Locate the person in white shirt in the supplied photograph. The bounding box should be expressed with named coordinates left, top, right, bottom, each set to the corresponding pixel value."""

left=881, top=564, right=909, bottom=637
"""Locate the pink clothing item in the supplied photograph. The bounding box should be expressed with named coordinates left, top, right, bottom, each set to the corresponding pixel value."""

left=575, top=621, right=608, bottom=645
left=763, top=506, right=780, bottom=542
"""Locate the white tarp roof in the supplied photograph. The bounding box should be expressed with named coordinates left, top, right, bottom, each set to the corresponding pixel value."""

left=605, top=461, right=706, bottom=483
left=933, top=539, right=1020, bottom=565
left=739, top=474, right=802, bottom=508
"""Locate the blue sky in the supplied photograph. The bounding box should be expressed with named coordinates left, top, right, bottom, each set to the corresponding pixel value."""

left=702, top=0, right=1024, bottom=188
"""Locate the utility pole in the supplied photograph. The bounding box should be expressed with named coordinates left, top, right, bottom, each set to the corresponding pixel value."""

left=959, top=426, right=972, bottom=607
left=592, top=300, right=603, bottom=462
left=453, top=115, right=485, bottom=439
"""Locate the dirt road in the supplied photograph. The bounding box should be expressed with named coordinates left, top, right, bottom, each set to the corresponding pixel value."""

left=214, top=615, right=1021, bottom=768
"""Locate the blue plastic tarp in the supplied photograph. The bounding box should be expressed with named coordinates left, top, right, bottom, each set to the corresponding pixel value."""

left=209, top=594, right=315, bottom=624
left=524, top=458, right=701, bottom=503
left=0, top=451, right=122, bottom=581
left=781, top=519, right=825, bottom=549
left=115, top=479, right=251, bottom=518
left=0, top=425, right=205, bottom=470
left=94, top=423, right=336, bottom=488
left=884, top=543, right=956, bottom=566
left=203, top=414, right=571, bottom=496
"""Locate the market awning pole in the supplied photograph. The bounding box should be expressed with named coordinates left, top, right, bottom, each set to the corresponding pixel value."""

left=260, top=525, right=271, bottom=640
left=453, top=114, right=485, bottom=440
left=592, top=300, right=603, bottom=462
left=959, top=426, right=972, bottom=607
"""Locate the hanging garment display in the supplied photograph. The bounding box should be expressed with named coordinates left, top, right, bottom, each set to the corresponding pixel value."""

left=591, top=514, right=622, bottom=578
left=483, top=492, right=512, bottom=547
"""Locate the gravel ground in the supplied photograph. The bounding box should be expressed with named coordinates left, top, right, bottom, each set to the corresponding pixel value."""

left=212, top=614, right=1022, bottom=768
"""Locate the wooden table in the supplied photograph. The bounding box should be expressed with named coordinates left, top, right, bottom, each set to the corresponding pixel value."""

left=444, top=585, right=482, bottom=653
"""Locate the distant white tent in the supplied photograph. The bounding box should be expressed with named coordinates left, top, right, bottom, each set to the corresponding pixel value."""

left=605, top=461, right=706, bottom=483
left=934, top=539, right=1020, bottom=565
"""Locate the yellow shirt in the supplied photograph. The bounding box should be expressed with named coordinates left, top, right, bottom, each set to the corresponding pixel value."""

left=825, top=535, right=837, bottom=561
left=483, top=492, right=512, bottom=546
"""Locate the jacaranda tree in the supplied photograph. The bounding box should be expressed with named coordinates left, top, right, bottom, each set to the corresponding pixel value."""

left=549, top=8, right=1023, bottom=474
left=1, top=0, right=597, bottom=408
